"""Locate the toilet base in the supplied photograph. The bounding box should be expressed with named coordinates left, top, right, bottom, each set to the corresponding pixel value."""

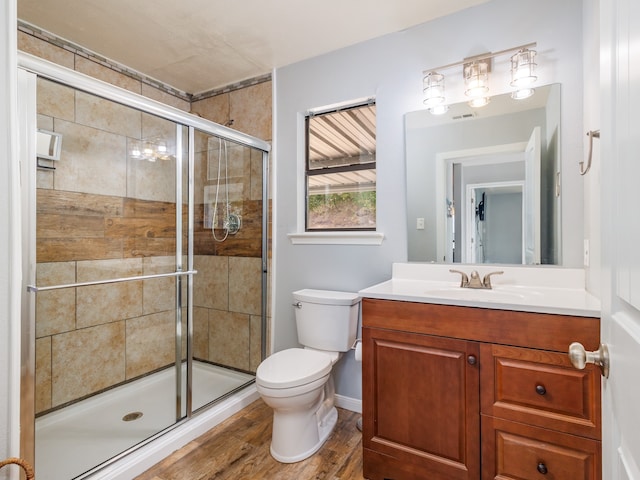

left=270, top=406, right=338, bottom=463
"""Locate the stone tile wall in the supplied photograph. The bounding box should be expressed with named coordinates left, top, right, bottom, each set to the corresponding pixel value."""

left=36, top=257, right=181, bottom=409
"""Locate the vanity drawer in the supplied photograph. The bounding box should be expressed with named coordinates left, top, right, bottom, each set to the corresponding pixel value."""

left=482, top=416, right=601, bottom=480
left=480, top=344, right=601, bottom=439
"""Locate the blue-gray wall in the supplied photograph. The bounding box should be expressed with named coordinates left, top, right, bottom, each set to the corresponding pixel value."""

left=273, top=0, right=585, bottom=401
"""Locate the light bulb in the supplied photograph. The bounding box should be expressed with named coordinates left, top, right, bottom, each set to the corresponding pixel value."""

left=468, top=96, right=490, bottom=108
left=511, top=88, right=535, bottom=100
left=429, top=104, right=449, bottom=115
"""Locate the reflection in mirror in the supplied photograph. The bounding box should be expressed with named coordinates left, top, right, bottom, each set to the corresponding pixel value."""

left=405, top=84, right=560, bottom=265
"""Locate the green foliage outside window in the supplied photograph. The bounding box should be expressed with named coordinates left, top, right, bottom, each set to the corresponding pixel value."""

left=307, top=191, right=376, bottom=229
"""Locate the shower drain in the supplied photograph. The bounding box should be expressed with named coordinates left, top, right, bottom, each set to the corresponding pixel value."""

left=122, top=411, right=143, bottom=422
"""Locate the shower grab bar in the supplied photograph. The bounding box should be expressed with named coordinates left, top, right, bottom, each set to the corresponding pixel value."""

left=26, top=269, right=198, bottom=293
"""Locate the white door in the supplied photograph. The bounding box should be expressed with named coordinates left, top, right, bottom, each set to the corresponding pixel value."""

left=599, top=0, right=640, bottom=478
left=465, top=187, right=477, bottom=263
left=523, top=126, right=540, bottom=264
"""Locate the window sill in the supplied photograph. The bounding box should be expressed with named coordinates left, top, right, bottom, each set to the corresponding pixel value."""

left=288, top=231, right=385, bottom=245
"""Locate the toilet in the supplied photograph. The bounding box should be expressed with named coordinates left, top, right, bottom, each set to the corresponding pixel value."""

left=256, top=289, right=360, bottom=463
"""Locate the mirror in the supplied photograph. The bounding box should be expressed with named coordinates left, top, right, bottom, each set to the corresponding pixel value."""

left=405, top=83, right=560, bottom=265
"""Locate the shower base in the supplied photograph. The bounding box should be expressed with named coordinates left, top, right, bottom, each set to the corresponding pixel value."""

left=35, top=361, right=254, bottom=480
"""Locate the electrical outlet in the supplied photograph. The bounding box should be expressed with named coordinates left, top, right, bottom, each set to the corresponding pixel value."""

left=583, top=239, right=590, bottom=267
left=416, top=217, right=425, bottom=230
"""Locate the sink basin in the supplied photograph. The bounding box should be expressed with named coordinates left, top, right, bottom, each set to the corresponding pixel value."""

left=422, top=287, right=529, bottom=303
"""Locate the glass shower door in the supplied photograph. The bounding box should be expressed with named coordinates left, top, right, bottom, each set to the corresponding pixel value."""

left=188, top=130, right=260, bottom=412
left=32, top=77, right=189, bottom=479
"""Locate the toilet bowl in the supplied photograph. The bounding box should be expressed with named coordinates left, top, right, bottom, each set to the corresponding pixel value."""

left=256, top=348, right=339, bottom=463
left=256, top=289, right=360, bottom=463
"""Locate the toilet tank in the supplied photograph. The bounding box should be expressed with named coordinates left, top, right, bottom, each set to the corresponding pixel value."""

left=293, top=289, right=360, bottom=352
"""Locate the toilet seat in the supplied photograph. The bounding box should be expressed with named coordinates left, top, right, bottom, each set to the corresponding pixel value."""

left=256, top=348, right=332, bottom=389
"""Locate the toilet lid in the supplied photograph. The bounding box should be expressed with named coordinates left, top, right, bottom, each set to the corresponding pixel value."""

left=256, top=348, right=332, bottom=389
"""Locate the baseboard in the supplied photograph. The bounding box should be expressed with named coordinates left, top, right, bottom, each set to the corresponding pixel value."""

left=335, top=394, right=362, bottom=413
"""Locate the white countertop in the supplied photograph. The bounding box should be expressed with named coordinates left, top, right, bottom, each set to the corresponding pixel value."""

left=359, top=263, right=601, bottom=317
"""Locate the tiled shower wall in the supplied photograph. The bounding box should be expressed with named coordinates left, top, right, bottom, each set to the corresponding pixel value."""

left=19, top=28, right=273, bottom=415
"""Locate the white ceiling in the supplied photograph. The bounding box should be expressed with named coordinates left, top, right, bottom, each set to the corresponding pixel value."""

left=18, top=0, right=489, bottom=95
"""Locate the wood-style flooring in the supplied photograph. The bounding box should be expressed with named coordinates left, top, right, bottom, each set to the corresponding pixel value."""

left=134, top=399, right=365, bottom=480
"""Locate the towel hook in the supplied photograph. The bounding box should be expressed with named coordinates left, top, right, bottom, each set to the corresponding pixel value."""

left=580, top=130, right=600, bottom=176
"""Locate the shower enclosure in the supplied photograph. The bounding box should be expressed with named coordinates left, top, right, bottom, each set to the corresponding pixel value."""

left=18, top=54, right=269, bottom=480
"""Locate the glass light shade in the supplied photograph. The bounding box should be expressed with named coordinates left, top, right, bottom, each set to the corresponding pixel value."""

left=423, top=72, right=446, bottom=107
left=511, top=88, right=535, bottom=100
left=464, top=61, right=489, bottom=97
left=468, top=96, right=491, bottom=108
left=428, top=104, right=449, bottom=115
left=510, top=49, right=537, bottom=87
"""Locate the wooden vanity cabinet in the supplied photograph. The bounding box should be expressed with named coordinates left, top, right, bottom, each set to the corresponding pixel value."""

left=362, top=298, right=601, bottom=480
left=362, top=327, right=480, bottom=480
left=480, top=344, right=601, bottom=480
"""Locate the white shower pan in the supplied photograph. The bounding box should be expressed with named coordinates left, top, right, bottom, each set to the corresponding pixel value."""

left=36, top=361, right=253, bottom=480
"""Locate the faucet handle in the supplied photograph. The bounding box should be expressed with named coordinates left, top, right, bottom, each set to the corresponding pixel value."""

left=449, top=269, right=469, bottom=287
left=482, top=271, right=504, bottom=289
left=468, top=270, right=484, bottom=288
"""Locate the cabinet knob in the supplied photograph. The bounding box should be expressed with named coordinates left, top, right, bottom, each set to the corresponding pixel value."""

left=537, top=462, right=548, bottom=474
left=535, top=384, right=546, bottom=395
left=568, top=342, right=610, bottom=378
left=467, top=355, right=477, bottom=365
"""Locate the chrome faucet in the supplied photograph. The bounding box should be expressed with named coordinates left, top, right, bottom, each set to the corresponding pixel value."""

left=450, top=269, right=504, bottom=289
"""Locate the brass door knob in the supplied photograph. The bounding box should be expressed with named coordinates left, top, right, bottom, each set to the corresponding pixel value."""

left=568, top=342, right=609, bottom=378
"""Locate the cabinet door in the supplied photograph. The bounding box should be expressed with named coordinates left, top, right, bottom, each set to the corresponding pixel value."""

left=363, top=327, right=480, bottom=480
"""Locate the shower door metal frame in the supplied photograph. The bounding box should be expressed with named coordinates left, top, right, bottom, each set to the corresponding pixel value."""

left=17, top=51, right=271, bottom=477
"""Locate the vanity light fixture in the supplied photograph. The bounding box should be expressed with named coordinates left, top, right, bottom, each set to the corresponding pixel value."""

left=421, top=42, right=538, bottom=114
left=464, top=60, right=490, bottom=99
left=463, top=59, right=491, bottom=108
left=510, top=47, right=537, bottom=100
left=423, top=72, right=449, bottom=114
left=510, top=48, right=537, bottom=86
left=423, top=72, right=446, bottom=107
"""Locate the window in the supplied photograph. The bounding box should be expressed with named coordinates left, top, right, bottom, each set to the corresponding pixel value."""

left=305, top=101, right=376, bottom=231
